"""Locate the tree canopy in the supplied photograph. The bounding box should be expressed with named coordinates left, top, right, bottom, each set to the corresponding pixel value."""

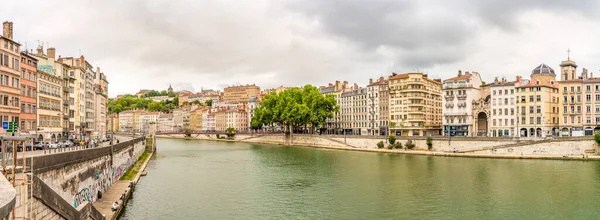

left=108, top=95, right=179, bottom=114
left=143, top=90, right=177, bottom=98
left=251, top=85, right=338, bottom=132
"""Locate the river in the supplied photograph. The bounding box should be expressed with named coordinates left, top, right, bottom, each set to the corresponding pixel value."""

left=119, top=138, right=600, bottom=219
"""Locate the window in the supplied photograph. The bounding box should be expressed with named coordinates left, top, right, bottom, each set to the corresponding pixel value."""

left=21, top=85, right=25, bottom=95
left=536, top=117, right=541, bottom=124
left=529, top=106, right=534, bottom=114
left=510, top=89, right=514, bottom=94
left=530, top=117, right=534, bottom=124
left=21, top=103, right=25, bottom=112
left=587, top=95, right=591, bottom=102
left=536, top=106, right=541, bottom=114
left=536, top=95, right=541, bottom=102
left=587, top=105, right=591, bottom=113
left=499, top=90, right=502, bottom=95
left=530, top=95, right=534, bottom=102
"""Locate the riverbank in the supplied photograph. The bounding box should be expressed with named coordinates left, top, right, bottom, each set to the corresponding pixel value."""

left=157, top=134, right=600, bottom=161
left=93, top=150, right=154, bottom=220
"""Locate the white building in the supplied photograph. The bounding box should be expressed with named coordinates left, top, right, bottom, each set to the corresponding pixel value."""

left=157, top=114, right=174, bottom=132
left=442, top=71, right=482, bottom=137
left=489, top=76, right=521, bottom=137
left=139, top=112, right=159, bottom=133
left=247, top=97, right=258, bottom=129
left=118, top=111, right=133, bottom=132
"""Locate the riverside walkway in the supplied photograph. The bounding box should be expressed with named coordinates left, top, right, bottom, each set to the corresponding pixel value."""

left=93, top=180, right=132, bottom=220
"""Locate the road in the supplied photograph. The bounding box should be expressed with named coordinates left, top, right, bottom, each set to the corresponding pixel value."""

left=1, top=135, right=136, bottom=160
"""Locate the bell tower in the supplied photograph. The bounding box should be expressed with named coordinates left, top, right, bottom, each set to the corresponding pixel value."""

left=559, top=49, right=578, bottom=80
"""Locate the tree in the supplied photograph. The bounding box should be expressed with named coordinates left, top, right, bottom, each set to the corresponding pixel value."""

left=205, top=99, right=213, bottom=107
left=147, top=102, right=163, bottom=112
left=184, top=128, right=191, bottom=137
left=481, top=81, right=486, bottom=85
left=595, top=133, right=600, bottom=146
left=182, top=101, right=190, bottom=106
left=226, top=127, right=235, bottom=138
left=191, top=100, right=202, bottom=106
left=377, top=141, right=384, bottom=149
left=426, top=136, right=433, bottom=150
left=395, top=142, right=403, bottom=149
left=388, top=135, right=396, bottom=145
left=405, top=140, right=415, bottom=150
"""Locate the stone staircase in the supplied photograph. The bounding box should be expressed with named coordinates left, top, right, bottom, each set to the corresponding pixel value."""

left=458, top=139, right=556, bottom=153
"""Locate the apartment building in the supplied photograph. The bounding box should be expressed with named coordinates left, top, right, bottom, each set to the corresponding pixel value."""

left=516, top=64, right=560, bottom=137
left=157, top=114, right=174, bottom=132
left=339, top=88, right=353, bottom=134
left=190, top=108, right=203, bottom=131
left=488, top=76, right=520, bottom=137
left=226, top=109, right=248, bottom=131
left=94, top=68, right=108, bottom=138
left=389, top=72, right=442, bottom=136
left=352, top=87, right=368, bottom=135
left=442, top=71, right=482, bottom=137
left=31, top=47, right=76, bottom=139
left=206, top=113, right=215, bottom=131
left=107, top=114, right=119, bottom=133
left=139, top=111, right=159, bottom=133
left=37, top=69, right=64, bottom=142
left=0, top=22, right=23, bottom=134
left=214, top=110, right=227, bottom=131
left=172, top=106, right=191, bottom=131
left=58, top=56, right=89, bottom=138
left=19, top=52, right=38, bottom=135
left=319, top=81, right=350, bottom=134
left=247, top=97, right=258, bottom=130
left=367, top=77, right=389, bottom=136
left=223, top=84, right=260, bottom=103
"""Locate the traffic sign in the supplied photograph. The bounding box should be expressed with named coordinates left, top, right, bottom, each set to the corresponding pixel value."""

left=2, top=121, right=7, bottom=130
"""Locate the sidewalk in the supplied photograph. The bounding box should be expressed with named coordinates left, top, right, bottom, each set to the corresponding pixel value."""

left=93, top=180, right=132, bottom=220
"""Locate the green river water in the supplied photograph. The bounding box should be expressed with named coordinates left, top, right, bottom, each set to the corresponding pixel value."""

left=119, top=138, right=600, bottom=219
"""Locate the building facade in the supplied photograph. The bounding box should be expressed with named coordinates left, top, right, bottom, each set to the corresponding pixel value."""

left=36, top=69, right=64, bottom=142
left=367, top=77, right=389, bottom=136
left=223, top=84, right=260, bottom=103
left=157, top=114, right=174, bottom=132
left=516, top=64, right=560, bottom=137
left=19, top=52, right=37, bottom=135
left=389, top=72, right=442, bottom=136
left=442, top=71, right=483, bottom=137
left=352, top=87, right=368, bottom=135
left=489, top=77, right=519, bottom=137
left=0, top=22, right=23, bottom=135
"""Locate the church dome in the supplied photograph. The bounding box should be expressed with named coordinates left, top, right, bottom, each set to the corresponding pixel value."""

left=531, top=63, right=555, bottom=76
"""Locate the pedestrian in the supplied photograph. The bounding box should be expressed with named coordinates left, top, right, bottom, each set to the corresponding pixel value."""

left=112, top=201, right=119, bottom=211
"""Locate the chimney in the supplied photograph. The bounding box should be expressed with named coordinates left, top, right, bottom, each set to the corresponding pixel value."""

left=591, top=72, right=594, bottom=78
left=353, top=83, right=358, bottom=90
left=47, top=47, right=56, bottom=59
left=36, top=47, right=43, bottom=56
left=494, top=77, right=498, bottom=84
left=583, top=68, right=588, bottom=79
left=458, top=70, right=462, bottom=77
left=344, top=81, right=348, bottom=85
left=516, top=76, right=522, bottom=83
left=3, top=21, right=13, bottom=40
left=369, top=78, right=373, bottom=84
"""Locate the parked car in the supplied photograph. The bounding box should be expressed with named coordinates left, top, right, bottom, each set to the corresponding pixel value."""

left=48, top=142, right=60, bottom=149
left=33, top=142, right=44, bottom=150
left=64, top=140, right=74, bottom=147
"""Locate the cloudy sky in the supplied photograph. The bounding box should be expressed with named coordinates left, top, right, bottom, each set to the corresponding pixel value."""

left=2, top=0, right=599, bottom=97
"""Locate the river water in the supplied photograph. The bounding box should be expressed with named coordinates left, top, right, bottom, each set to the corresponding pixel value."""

left=119, top=138, right=600, bottom=219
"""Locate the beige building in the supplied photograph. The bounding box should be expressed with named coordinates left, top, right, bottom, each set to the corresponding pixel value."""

left=339, top=88, right=353, bottom=134
left=488, top=76, right=522, bottom=137
left=442, top=71, right=482, bottom=137
left=223, top=84, right=260, bottom=103
left=367, top=77, right=389, bottom=136
left=319, top=81, right=350, bottom=134
left=214, top=110, right=227, bottom=131
left=516, top=64, right=560, bottom=137
left=352, top=86, right=368, bottom=135
left=157, top=114, right=174, bottom=132
left=94, top=68, right=108, bottom=138
left=139, top=111, right=159, bottom=133
left=173, top=106, right=191, bottom=131
left=558, top=56, right=597, bottom=136
left=190, top=107, right=203, bottom=131
left=37, top=69, right=64, bottom=142
left=226, top=109, right=248, bottom=131
left=389, top=72, right=442, bottom=136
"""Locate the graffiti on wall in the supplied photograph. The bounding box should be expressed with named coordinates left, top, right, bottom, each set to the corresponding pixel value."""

left=73, top=156, right=113, bottom=208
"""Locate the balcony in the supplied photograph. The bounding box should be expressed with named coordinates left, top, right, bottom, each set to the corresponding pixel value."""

left=444, top=95, right=454, bottom=101
left=444, top=84, right=473, bottom=89
left=457, top=94, right=467, bottom=100
left=445, top=103, right=454, bottom=108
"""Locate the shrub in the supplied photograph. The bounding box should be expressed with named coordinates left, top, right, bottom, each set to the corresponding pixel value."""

left=216, top=134, right=221, bottom=139
left=394, top=142, right=403, bottom=149
left=595, top=133, right=600, bottom=146
left=405, top=140, right=415, bottom=150
left=388, top=135, right=396, bottom=145
left=387, top=144, right=394, bottom=149
left=377, top=141, right=384, bottom=149
left=426, top=136, right=433, bottom=150
left=184, top=129, right=191, bottom=137
left=226, top=127, right=236, bottom=138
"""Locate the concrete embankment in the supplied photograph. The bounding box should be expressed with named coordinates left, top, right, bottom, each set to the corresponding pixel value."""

left=157, top=134, right=600, bottom=161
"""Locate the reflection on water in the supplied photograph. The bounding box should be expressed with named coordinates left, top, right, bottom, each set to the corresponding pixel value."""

left=120, top=139, right=600, bottom=220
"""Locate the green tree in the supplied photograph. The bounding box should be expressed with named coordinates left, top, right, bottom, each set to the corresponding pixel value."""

left=388, top=135, right=396, bottom=145
left=595, top=133, right=600, bottom=146
left=184, top=128, right=191, bottom=137
left=226, top=127, right=236, bottom=138
left=205, top=99, right=213, bottom=107
left=181, top=101, right=190, bottom=106
left=147, top=102, right=163, bottom=112
left=405, top=140, right=415, bottom=150
left=191, top=100, right=202, bottom=106
left=377, top=141, right=384, bottom=149
left=426, top=136, right=433, bottom=150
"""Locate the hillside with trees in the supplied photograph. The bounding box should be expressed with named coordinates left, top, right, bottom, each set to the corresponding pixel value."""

left=108, top=94, right=179, bottom=114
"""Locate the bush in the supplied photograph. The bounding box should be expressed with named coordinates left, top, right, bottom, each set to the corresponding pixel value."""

left=388, top=135, right=396, bottom=145
left=394, top=142, right=403, bottom=149
left=226, top=127, right=236, bottom=138
left=426, top=136, right=433, bottom=150
left=216, top=134, right=221, bottom=139
left=387, top=144, right=394, bottom=149
left=595, top=133, right=600, bottom=146
left=377, top=141, right=384, bottom=149
left=184, top=129, right=191, bottom=137
left=405, top=140, right=415, bottom=150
